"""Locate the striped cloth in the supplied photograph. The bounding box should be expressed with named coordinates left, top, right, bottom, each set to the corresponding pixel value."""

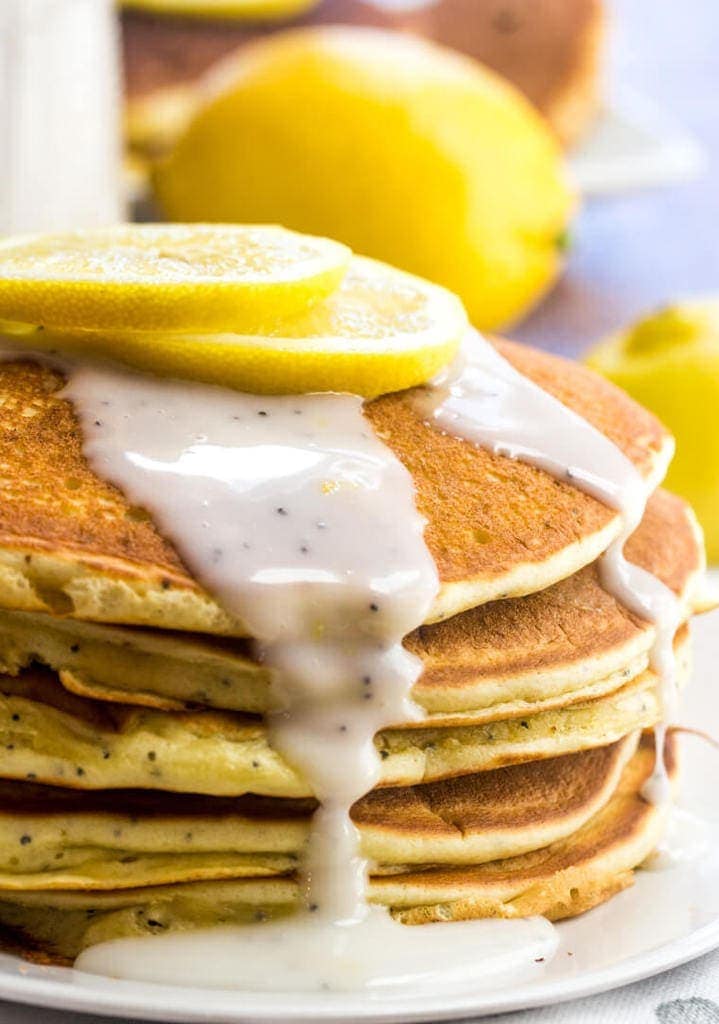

left=484, top=950, right=719, bottom=1024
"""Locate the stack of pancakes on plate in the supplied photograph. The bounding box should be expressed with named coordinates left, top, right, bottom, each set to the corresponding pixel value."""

left=0, top=339, right=709, bottom=965
left=122, top=0, right=605, bottom=160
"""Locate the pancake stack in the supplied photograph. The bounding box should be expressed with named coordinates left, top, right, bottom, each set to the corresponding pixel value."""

left=0, top=339, right=709, bottom=966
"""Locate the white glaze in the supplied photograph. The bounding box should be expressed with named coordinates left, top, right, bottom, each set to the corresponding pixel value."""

left=643, top=807, right=717, bottom=872
left=418, top=332, right=682, bottom=801
left=76, top=910, right=558, bottom=993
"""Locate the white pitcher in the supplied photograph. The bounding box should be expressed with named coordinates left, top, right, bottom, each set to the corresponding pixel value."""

left=0, top=0, right=123, bottom=234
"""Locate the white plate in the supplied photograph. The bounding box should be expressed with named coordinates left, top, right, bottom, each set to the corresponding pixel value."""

left=0, top=596, right=717, bottom=1023
left=570, top=89, right=706, bottom=196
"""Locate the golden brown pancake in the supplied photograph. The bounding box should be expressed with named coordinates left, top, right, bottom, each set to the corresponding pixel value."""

left=385, top=731, right=674, bottom=921
left=122, top=0, right=604, bottom=148
left=0, top=733, right=673, bottom=964
left=371, top=339, right=669, bottom=626
left=377, top=638, right=686, bottom=786
left=0, top=488, right=701, bottom=724
left=408, top=488, right=703, bottom=724
left=0, top=338, right=669, bottom=636
left=0, top=734, right=636, bottom=890
left=0, top=633, right=688, bottom=797
left=359, top=732, right=639, bottom=867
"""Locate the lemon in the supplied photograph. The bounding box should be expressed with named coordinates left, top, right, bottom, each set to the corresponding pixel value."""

left=121, top=0, right=320, bottom=19
left=126, top=85, right=199, bottom=162
left=34, top=256, right=467, bottom=397
left=0, top=225, right=350, bottom=333
left=153, top=26, right=574, bottom=331
left=587, top=300, right=719, bottom=561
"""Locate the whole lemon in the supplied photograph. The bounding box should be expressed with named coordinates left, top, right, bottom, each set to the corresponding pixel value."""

left=587, top=301, right=719, bottom=562
left=153, top=27, right=574, bottom=330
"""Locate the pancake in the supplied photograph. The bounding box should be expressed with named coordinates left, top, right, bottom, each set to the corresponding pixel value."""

left=377, top=638, right=687, bottom=786
left=122, top=0, right=604, bottom=150
left=0, top=733, right=673, bottom=965
left=0, top=488, right=697, bottom=722
left=385, top=730, right=674, bottom=922
left=0, top=735, right=636, bottom=890
left=410, top=489, right=705, bottom=724
left=358, top=732, right=638, bottom=868
left=0, top=339, right=669, bottom=636
left=0, top=487, right=701, bottom=721
left=0, top=633, right=689, bottom=797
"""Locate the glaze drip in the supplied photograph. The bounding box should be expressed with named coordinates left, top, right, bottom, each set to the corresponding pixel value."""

left=59, top=362, right=437, bottom=924
left=418, top=332, right=682, bottom=800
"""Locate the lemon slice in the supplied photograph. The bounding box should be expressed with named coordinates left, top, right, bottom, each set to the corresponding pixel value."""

left=121, top=0, right=320, bottom=19
left=39, top=257, right=468, bottom=397
left=0, top=225, right=350, bottom=333
left=152, top=26, right=573, bottom=331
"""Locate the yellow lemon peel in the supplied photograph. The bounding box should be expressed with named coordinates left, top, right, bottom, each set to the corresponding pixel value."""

left=0, top=225, right=350, bottom=333
left=21, top=255, right=467, bottom=398
left=153, top=27, right=574, bottom=330
left=121, top=0, right=320, bottom=21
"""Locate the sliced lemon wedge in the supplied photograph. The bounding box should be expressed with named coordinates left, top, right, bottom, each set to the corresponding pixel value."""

left=38, top=257, right=467, bottom=397
left=0, top=225, right=350, bottom=333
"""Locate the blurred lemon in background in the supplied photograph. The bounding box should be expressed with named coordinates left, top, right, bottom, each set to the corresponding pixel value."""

left=153, top=26, right=574, bottom=331
left=121, top=0, right=321, bottom=20
left=587, top=300, right=719, bottom=561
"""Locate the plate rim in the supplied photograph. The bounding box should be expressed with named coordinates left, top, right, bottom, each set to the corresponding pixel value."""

left=0, top=602, right=716, bottom=1023
left=0, top=915, right=718, bottom=1024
